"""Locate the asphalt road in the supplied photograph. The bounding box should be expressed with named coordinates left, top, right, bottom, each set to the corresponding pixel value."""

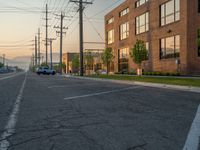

left=0, top=72, right=200, bottom=150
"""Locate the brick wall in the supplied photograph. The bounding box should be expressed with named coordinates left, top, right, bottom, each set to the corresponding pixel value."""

left=105, top=0, right=200, bottom=75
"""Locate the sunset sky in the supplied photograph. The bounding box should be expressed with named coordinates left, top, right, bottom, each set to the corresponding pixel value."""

left=0, top=0, right=124, bottom=60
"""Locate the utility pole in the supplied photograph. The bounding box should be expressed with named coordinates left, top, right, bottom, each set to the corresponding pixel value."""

left=38, top=28, right=41, bottom=65
left=2, top=54, right=5, bottom=66
left=32, top=54, right=35, bottom=67
left=60, top=12, right=64, bottom=74
left=45, top=4, right=48, bottom=65
left=54, top=12, right=67, bottom=74
left=35, top=36, right=38, bottom=66
left=41, top=56, right=44, bottom=64
left=48, top=38, right=56, bottom=70
left=70, top=0, right=92, bottom=76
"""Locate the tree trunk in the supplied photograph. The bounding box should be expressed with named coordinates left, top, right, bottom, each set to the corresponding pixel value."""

left=137, top=64, right=142, bottom=76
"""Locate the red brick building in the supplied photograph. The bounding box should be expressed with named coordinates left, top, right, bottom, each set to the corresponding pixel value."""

left=62, top=52, right=79, bottom=74
left=105, top=0, right=200, bottom=75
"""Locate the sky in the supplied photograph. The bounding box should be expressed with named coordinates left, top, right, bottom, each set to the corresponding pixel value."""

left=0, top=0, right=125, bottom=61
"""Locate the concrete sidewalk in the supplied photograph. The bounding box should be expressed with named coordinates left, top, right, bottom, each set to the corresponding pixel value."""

left=64, top=75, right=200, bottom=94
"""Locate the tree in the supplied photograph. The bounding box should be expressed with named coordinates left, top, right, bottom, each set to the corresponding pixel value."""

left=40, top=62, right=49, bottom=67
left=84, top=52, right=94, bottom=70
left=130, top=40, right=148, bottom=75
left=102, top=47, right=114, bottom=75
left=54, top=63, right=66, bottom=73
left=72, top=54, right=80, bottom=73
left=62, top=62, right=66, bottom=73
left=0, top=62, right=4, bottom=68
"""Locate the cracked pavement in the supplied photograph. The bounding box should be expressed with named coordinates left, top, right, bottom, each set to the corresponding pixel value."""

left=0, top=72, right=200, bottom=150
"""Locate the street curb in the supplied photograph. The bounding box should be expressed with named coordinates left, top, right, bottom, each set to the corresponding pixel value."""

left=65, top=75, right=200, bottom=94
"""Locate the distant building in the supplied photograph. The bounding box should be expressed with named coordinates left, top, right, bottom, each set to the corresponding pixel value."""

left=62, top=52, right=79, bottom=74
left=62, top=50, right=104, bottom=75
left=105, top=0, right=200, bottom=74
left=84, top=49, right=104, bottom=75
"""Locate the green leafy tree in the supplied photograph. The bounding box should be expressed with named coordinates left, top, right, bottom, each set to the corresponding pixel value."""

left=130, top=39, right=148, bottom=67
left=62, top=62, right=66, bottom=71
left=84, top=52, right=94, bottom=70
left=40, top=62, right=49, bottom=67
left=102, top=47, right=114, bottom=75
left=0, top=62, right=4, bottom=68
left=53, top=65, right=59, bottom=73
left=53, top=63, right=66, bottom=73
left=72, top=54, right=80, bottom=72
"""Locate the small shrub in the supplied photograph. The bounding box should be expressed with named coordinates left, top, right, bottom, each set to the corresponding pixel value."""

left=157, top=72, right=162, bottom=76
left=169, top=73, right=174, bottom=76
left=161, top=72, right=167, bottom=76
left=130, top=72, right=136, bottom=75
left=114, top=72, right=121, bottom=75
left=143, top=72, right=147, bottom=75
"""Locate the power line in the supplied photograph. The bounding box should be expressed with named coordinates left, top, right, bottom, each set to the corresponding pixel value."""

left=84, top=12, right=104, bottom=41
left=89, top=0, right=123, bottom=18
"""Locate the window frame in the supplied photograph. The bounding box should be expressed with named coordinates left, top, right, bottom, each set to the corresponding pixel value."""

left=198, top=0, right=200, bottom=13
left=135, top=0, right=149, bottom=8
left=160, top=35, right=180, bottom=59
left=118, top=47, right=129, bottom=73
left=197, top=29, right=200, bottom=57
left=120, top=22, right=129, bottom=40
left=136, top=12, right=149, bottom=35
left=107, top=17, right=114, bottom=25
left=160, top=0, right=180, bottom=26
left=107, top=29, right=114, bottom=44
left=119, top=8, right=129, bottom=17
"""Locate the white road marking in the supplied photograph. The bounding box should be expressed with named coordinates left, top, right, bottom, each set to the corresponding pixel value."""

left=183, top=104, right=200, bottom=150
left=0, top=73, right=27, bottom=150
left=64, top=86, right=140, bottom=100
left=0, top=72, right=25, bottom=81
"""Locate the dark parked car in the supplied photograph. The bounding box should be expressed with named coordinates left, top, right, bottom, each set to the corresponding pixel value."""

left=36, top=67, right=56, bottom=75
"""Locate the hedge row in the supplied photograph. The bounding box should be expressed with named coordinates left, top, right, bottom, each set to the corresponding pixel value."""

left=114, top=72, right=181, bottom=76
left=143, top=72, right=180, bottom=76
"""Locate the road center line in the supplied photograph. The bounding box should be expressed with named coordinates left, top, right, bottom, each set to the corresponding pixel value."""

left=0, top=72, right=27, bottom=150
left=183, top=104, right=200, bottom=150
left=64, top=86, right=140, bottom=100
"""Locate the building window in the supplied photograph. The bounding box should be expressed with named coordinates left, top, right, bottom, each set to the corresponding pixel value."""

left=198, top=0, right=200, bottom=13
left=135, top=0, right=149, bottom=8
left=107, top=17, right=114, bottom=24
left=160, top=35, right=180, bottom=59
left=119, top=8, right=129, bottom=17
left=120, top=22, right=129, bottom=40
left=160, top=0, right=180, bottom=26
left=136, top=12, right=149, bottom=34
left=118, top=48, right=129, bottom=73
left=198, top=29, right=200, bottom=57
left=107, top=29, right=114, bottom=44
